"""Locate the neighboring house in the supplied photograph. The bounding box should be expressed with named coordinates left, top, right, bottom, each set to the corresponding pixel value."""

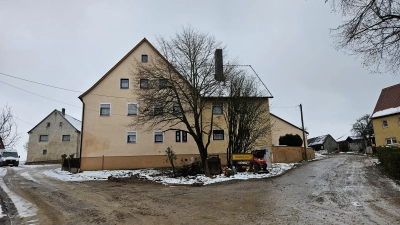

left=270, top=113, right=309, bottom=147
left=371, top=83, right=400, bottom=146
left=26, top=108, right=81, bottom=163
left=307, top=134, right=337, bottom=153
left=0, top=137, right=4, bottom=149
left=337, top=136, right=364, bottom=152
left=78, top=38, right=272, bottom=171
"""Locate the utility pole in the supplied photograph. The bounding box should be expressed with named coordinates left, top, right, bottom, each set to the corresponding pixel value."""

left=300, top=104, right=307, bottom=160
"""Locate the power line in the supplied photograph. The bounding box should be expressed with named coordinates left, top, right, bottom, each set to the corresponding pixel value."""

left=0, top=72, right=130, bottom=99
left=0, top=80, right=131, bottom=118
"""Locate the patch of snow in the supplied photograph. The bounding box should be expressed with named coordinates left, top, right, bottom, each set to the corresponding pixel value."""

left=314, top=153, right=327, bottom=160
left=308, top=135, right=327, bottom=146
left=63, top=114, right=81, bottom=131
left=20, top=172, right=40, bottom=183
left=43, top=163, right=297, bottom=185
left=351, top=201, right=362, bottom=207
left=0, top=168, right=37, bottom=217
left=371, top=106, right=400, bottom=118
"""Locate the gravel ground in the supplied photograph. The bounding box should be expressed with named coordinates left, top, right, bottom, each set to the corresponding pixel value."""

left=0, top=154, right=399, bottom=225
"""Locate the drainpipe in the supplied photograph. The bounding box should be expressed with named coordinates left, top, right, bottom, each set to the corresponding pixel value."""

left=78, top=100, right=85, bottom=170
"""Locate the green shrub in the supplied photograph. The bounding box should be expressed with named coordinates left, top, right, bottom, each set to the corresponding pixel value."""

left=376, top=146, right=400, bottom=179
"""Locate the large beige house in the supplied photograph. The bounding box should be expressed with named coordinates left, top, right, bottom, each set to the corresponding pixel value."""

left=79, top=38, right=272, bottom=171
left=270, top=113, right=308, bottom=147
left=27, top=109, right=81, bottom=163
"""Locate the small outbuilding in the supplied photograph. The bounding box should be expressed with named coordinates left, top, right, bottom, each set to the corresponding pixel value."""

left=307, top=134, right=337, bottom=154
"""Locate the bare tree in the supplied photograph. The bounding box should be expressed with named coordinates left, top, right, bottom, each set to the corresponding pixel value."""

left=351, top=114, right=374, bottom=150
left=328, top=0, right=400, bottom=75
left=131, top=26, right=238, bottom=166
left=351, top=114, right=373, bottom=137
left=0, top=104, right=20, bottom=149
left=224, top=72, right=271, bottom=155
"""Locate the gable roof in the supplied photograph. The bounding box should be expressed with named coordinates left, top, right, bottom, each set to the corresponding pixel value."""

left=307, top=134, right=335, bottom=147
left=79, top=38, right=191, bottom=100
left=27, top=110, right=81, bottom=133
left=270, top=113, right=309, bottom=134
left=371, top=83, right=400, bottom=118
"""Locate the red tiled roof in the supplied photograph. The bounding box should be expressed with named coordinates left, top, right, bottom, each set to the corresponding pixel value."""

left=372, top=83, right=400, bottom=115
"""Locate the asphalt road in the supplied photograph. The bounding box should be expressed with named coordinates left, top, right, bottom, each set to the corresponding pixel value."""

left=0, top=154, right=398, bottom=225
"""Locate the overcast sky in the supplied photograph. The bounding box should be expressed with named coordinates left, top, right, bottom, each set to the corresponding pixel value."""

left=1, top=0, right=399, bottom=160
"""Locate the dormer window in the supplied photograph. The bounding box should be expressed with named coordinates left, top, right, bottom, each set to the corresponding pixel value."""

left=141, top=54, right=148, bottom=63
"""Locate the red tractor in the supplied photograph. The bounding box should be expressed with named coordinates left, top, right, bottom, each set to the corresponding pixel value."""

left=250, top=150, right=268, bottom=173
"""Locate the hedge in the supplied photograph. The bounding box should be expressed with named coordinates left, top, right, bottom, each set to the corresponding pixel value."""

left=376, top=146, right=400, bottom=179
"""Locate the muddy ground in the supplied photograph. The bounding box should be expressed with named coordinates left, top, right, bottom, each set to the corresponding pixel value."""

left=1, top=154, right=399, bottom=225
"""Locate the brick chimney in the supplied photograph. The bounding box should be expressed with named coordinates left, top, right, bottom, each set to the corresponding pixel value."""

left=62, top=108, right=65, bottom=116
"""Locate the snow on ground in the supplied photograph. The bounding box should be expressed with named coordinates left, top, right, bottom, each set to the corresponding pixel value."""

left=0, top=168, right=37, bottom=217
left=313, top=153, right=327, bottom=160
left=43, top=163, right=297, bottom=185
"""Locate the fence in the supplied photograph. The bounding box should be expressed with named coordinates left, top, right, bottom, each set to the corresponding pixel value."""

left=271, top=146, right=314, bottom=163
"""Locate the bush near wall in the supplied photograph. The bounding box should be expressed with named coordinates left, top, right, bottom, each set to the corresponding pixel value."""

left=376, top=146, right=400, bottom=179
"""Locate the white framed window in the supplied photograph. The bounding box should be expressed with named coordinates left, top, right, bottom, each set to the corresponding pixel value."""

left=127, top=131, right=137, bottom=143
left=62, top=135, right=70, bottom=142
left=39, top=135, right=48, bottom=142
left=100, top=103, right=111, bottom=116
left=127, top=103, right=138, bottom=115
left=120, top=78, right=129, bottom=89
left=176, top=131, right=181, bottom=142
left=212, top=102, right=223, bottom=115
left=382, top=120, right=388, bottom=128
left=154, top=130, right=163, bottom=143
left=213, top=130, right=224, bottom=140
left=386, top=137, right=397, bottom=145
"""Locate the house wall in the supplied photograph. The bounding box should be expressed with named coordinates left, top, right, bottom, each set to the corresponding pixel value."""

left=271, top=146, right=314, bottom=163
left=201, top=99, right=272, bottom=154
left=80, top=41, right=200, bottom=170
left=27, top=111, right=80, bottom=162
left=324, top=136, right=337, bottom=153
left=349, top=141, right=363, bottom=152
left=270, top=114, right=308, bottom=147
left=372, top=114, right=400, bottom=146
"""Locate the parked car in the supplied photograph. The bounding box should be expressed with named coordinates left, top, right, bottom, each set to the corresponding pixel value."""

left=0, top=149, right=20, bottom=167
